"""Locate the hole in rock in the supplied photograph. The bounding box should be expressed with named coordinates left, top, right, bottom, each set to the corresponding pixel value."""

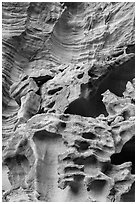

left=73, top=157, right=84, bottom=165
left=36, top=88, right=41, bottom=96
left=37, top=107, right=45, bottom=114
left=33, top=75, right=53, bottom=86
left=101, top=162, right=112, bottom=174
left=74, top=155, right=97, bottom=166
left=82, top=132, right=96, bottom=140
left=84, top=155, right=98, bottom=166
left=48, top=87, right=63, bottom=95
left=59, top=122, right=66, bottom=129
left=111, top=50, right=124, bottom=58
left=75, top=140, right=90, bottom=152
left=121, top=110, right=130, bottom=120
left=111, top=136, right=135, bottom=174
left=64, top=97, right=108, bottom=117
left=33, top=130, right=61, bottom=141
left=77, top=73, right=84, bottom=79
left=87, top=179, right=107, bottom=193
left=47, top=101, right=55, bottom=108
left=74, top=174, right=85, bottom=181
left=18, top=138, right=28, bottom=149
left=131, top=99, right=135, bottom=104
left=59, top=114, right=70, bottom=121
left=64, top=56, right=134, bottom=117
left=64, top=166, right=83, bottom=173
left=126, top=44, right=135, bottom=54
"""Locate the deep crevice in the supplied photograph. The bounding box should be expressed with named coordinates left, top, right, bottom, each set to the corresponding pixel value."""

left=111, top=136, right=135, bottom=174
left=37, top=107, right=45, bottom=114
left=64, top=56, right=135, bottom=118
left=48, top=87, right=63, bottom=95
left=47, top=101, right=55, bottom=108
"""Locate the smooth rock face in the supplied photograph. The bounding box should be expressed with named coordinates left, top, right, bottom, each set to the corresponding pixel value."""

left=2, top=2, right=135, bottom=202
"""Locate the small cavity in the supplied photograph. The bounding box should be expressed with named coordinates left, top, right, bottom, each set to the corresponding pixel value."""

left=111, top=50, right=124, bottom=58
left=77, top=73, right=84, bottom=79
left=120, top=130, right=127, bottom=137
left=126, top=44, right=135, bottom=54
left=33, top=75, right=53, bottom=86
left=38, top=107, right=45, bottom=114
left=57, top=121, right=66, bottom=130
left=76, top=66, right=80, bottom=69
left=60, top=122, right=66, bottom=128
left=131, top=99, right=135, bottom=104
left=111, top=136, right=135, bottom=174
left=48, top=87, right=63, bottom=95
left=73, top=157, right=84, bottom=165
left=87, top=179, right=107, bottom=193
left=47, top=101, right=55, bottom=108
left=121, top=110, right=130, bottom=120
left=59, top=114, right=70, bottom=121
left=84, top=155, right=97, bottom=165
left=18, top=138, right=28, bottom=150
left=64, top=166, right=83, bottom=173
left=75, top=140, right=90, bottom=151
left=82, top=132, right=96, bottom=140
left=101, top=162, right=112, bottom=174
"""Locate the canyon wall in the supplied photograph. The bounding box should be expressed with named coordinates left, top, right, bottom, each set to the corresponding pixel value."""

left=2, top=2, right=135, bottom=202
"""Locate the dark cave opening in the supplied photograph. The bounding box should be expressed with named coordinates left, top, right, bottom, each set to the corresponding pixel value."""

left=64, top=94, right=108, bottom=118
left=33, top=75, right=53, bottom=87
left=64, top=56, right=135, bottom=118
left=33, top=130, right=61, bottom=142
left=111, top=136, right=135, bottom=174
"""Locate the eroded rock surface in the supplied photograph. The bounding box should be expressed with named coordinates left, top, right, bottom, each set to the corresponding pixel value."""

left=2, top=2, right=135, bottom=202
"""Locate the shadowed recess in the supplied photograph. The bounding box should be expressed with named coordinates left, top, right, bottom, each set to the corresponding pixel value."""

left=64, top=56, right=135, bottom=117
left=87, top=179, right=107, bottom=193
left=111, top=136, right=135, bottom=174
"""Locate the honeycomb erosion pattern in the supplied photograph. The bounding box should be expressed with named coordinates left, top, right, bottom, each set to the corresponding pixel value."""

left=2, top=2, right=135, bottom=202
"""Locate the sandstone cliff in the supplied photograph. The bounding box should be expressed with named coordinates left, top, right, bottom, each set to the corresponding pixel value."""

left=2, top=2, right=135, bottom=202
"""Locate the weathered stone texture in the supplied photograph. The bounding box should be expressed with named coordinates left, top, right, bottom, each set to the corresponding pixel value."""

left=2, top=2, right=135, bottom=202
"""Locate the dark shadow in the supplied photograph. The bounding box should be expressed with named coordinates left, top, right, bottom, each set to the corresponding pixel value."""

left=65, top=56, right=135, bottom=118
left=120, top=181, right=135, bottom=202
left=111, top=136, right=135, bottom=174
left=87, top=179, right=107, bottom=193
left=33, top=130, right=61, bottom=142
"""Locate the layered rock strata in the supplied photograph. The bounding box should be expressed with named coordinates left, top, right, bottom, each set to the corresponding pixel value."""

left=2, top=2, right=135, bottom=202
